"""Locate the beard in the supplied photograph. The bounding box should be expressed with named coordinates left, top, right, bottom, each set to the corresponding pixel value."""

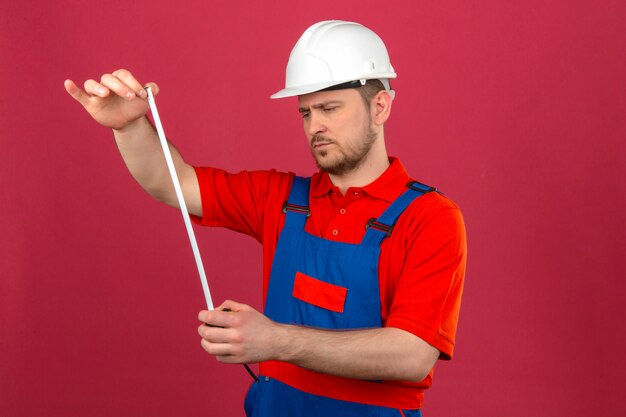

left=311, top=126, right=377, bottom=176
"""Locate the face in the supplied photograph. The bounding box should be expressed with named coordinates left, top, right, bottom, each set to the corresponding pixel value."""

left=298, top=89, right=377, bottom=176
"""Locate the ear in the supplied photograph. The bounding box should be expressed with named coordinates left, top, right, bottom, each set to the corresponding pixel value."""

left=371, top=90, right=393, bottom=126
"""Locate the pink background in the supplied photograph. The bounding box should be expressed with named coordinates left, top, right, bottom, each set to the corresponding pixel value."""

left=1, top=1, right=625, bottom=416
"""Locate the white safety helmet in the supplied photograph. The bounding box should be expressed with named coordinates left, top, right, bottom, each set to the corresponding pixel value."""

left=271, top=20, right=396, bottom=99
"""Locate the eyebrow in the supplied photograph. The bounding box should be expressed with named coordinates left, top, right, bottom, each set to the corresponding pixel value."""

left=298, top=101, right=343, bottom=113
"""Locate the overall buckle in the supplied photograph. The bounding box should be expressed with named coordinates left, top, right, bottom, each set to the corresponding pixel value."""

left=365, top=218, right=394, bottom=237
left=282, top=202, right=311, bottom=217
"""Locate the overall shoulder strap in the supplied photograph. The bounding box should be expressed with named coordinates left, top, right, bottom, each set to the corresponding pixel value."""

left=361, top=181, right=438, bottom=246
left=281, top=176, right=311, bottom=229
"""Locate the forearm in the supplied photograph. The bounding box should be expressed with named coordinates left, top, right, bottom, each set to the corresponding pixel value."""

left=276, top=325, right=438, bottom=382
left=113, top=116, right=200, bottom=214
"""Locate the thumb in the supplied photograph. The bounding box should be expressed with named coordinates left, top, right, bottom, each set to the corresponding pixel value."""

left=144, top=82, right=160, bottom=97
left=64, top=79, right=90, bottom=107
left=217, top=300, right=249, bottom=312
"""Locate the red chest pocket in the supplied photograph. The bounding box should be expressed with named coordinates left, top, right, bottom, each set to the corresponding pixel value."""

left=292, top=272, right=348, bottom=313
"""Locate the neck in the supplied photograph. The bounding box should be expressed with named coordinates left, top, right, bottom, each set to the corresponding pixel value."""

left=329, top=145, right=390, bottom=195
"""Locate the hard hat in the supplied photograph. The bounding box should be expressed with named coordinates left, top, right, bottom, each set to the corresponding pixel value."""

left=271, top=20, right=396, bottom=99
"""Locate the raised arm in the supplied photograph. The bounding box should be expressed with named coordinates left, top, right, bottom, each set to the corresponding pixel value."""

left=64, top=69, right=201, bottom=216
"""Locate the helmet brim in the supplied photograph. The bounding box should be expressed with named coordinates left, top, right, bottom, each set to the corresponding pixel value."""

left=270, top=81, right=347, bottom=99
left=270, top=74, right=396, bottom=99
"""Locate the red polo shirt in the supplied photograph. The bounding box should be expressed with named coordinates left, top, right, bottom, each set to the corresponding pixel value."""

left=193, top=158, right=466, bottom=393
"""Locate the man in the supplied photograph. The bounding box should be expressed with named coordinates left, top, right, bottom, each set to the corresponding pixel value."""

left=65, top=20, right=466, bottom=417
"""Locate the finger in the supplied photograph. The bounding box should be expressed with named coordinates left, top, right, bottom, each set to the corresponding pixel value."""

left=200, top=338, right=235, bottom=357
left=198, top=310, right=211, bottom=323
left=198, top=309, right=228, bottom=328
left=211, top=310, right=236, bottom=328
left=100, top=73, right=137, bottom=100
left=198, top=324, right=232, bottom=342
left=112, top=69, right=148, bottom=98
left=64, top=79, right=92, bottom=107
left=83, top=79, right=109, bottom=98
left=199, top=305, right=246, bottom=328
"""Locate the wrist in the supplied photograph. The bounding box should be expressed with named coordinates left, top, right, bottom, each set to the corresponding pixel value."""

left=274, top=323, right=303, bottom=362
left=112, top=115, right=151, bottom=138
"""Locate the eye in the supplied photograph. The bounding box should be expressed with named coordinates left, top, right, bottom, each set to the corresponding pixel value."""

left=323, top=107, right=336, bottom=113
left=300, top=111, right=310, bottom=119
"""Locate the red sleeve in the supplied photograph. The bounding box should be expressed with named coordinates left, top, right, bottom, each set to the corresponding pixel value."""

left=191, top=166, right=293, bottom=244
left=385, top=195, right=467, bottom=360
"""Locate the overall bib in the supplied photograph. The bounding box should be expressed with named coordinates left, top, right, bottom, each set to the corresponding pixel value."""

left=244, top=177, right=435, bottom=417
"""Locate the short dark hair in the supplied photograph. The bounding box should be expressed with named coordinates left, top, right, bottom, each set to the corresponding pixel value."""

left=357, top=79, right=388, bottom=107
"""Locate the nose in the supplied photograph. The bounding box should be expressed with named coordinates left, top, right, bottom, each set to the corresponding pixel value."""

left=305, top=111, right=326, bottom=137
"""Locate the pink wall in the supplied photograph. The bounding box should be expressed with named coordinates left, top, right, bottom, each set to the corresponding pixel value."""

left=1, top=1, right=625, bottom=416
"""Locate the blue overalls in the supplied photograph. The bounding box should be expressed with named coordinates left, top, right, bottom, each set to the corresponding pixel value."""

left=244, top=177, right=435, bottom=417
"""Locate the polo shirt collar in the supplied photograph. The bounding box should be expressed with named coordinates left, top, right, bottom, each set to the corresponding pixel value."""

left=310, top=157, right=410, bottom=203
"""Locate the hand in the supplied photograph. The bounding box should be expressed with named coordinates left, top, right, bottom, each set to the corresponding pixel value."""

left=64, top=69, right=158, bottom=131
left=198, top=300, right=284, bottom=364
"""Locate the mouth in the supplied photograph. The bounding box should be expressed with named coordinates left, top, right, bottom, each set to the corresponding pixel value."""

left=311, top=136, right=335, bottom=150
left=313, top=142, right=332, bottom=149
